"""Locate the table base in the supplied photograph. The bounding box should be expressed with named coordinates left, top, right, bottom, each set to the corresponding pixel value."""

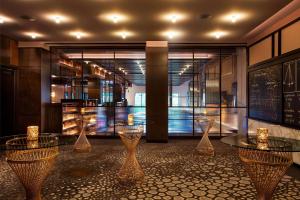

left=73, top=132, right=91, bottom=153
left=196, top=135, right=214, bottom=156
left=6, top=147, right=58, bottom=200
left=118, top=151, right=144, bottom=184
left=239, top=148, right=293, bottom=200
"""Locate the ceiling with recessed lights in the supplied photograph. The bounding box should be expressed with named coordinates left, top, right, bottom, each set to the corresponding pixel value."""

left=0, top=0, right=292, bottom=43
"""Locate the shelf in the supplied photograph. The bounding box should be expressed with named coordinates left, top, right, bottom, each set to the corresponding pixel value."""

left=83, top=111, right=97, bottom=115
left=59, top=62, right=81, bottom=71
left=63, top=125, right=78, bottom=131
left=63, top=111, right=79, bottom=114
left=63, top=131, right=79, bottom=136
left=63, top=118, right=78, bottom=123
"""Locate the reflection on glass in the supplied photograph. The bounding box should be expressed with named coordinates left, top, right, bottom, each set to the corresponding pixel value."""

left=51, top=49, right=146, bottom=136
left=168, top=48, right=246, bottom=136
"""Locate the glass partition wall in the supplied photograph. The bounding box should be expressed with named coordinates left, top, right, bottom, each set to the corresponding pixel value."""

left=168, top=47, right=247, bottom=136
left=51, top=46, right=246, bottom=137
left=50, top=48, right=146, bottom=136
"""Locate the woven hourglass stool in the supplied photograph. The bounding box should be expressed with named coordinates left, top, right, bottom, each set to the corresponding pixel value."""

left=222, top=135, right=300, bottom=200
left=196, top=117, right=215, bottom=156
left=5, top=136, right=59, bottom=200
left=117, top=125, right=144, bottom=184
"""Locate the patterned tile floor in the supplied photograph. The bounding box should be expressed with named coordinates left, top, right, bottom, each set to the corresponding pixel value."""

left=0, top=139, right=299, bottom=200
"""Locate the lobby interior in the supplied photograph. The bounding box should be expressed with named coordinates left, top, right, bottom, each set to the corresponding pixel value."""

left=0, top=0, right=300, bottom=199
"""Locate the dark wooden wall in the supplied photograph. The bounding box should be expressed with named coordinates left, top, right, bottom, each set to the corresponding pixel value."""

left=0, top=34, right=18, bottom=66
left=17, top=48, right=51, bottom=133
left=146, top=46, right=168, bottom=142
left=0, top=67, right=16, bottom=136
left=0, top=35, right=18, bottom=136
left=0, top=40, right=51, bottom=135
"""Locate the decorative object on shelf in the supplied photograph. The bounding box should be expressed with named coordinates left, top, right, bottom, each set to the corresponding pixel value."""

left=256, top=128, right=269, bottom=150
left=196, top=117, right=215, bottom=156
left=5, top=136, right=59, bottom=200
left=27, top=126, right=39, bottom=141
left=128, top=114, right=134, bottom=126
left=118, top=125, right=144, bottom=184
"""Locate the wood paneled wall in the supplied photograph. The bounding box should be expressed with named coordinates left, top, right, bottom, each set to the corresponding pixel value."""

left=248, top=19, right=300, bottom=66
left=16, top=48, right=51, bottom=133
left=0, top=35, right=18, bottom=66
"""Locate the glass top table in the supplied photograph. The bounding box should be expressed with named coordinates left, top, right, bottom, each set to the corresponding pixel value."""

left=221, top=134, right=300, bottom=200
left=0, top=134, right=77, bottom=200
left=221, top=134, right=300, bottom=152
left=117, top=125, right=144, bottom=184
left=0, top=133, right=77, bottom=151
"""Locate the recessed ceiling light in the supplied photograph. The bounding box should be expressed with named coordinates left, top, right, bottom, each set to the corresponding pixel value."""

left=102, top=13, right=128, bottom=24
left=162, top=30, right=181, bottom=39
left=24, top=32, right=41, bottom=39
left=230, top=15, right=238, bottom=23
left=121, top=32, right=127, bottom=39
left=171, top=15, right=178, bottom=23
left=168, top=32, right=174, bottom=39
left=54, top=16, right=62, bottom=24
left=162, top=12, right=186, bottom=23
left=215, top=32, right=222, bottom=39
left=208, top=31, right=228, bottom=39
left=45, top=13, right=71, bottom=24
left=0, top=16, right=4, bottom=24
left=221, top=12, right=248, bottom=24
left=114, top=31, right=133, bottom=39
left=0, top=15, right=13, bottom=24
left=76, top=33, right=81, bottom=39
left=112, top=15, right=119, bottom=23
left=70, top=31, right=88, bottom=39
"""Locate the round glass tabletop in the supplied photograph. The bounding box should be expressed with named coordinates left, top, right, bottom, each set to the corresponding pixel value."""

left=0, top=133, right=77, bottom=151
left=221, top=134, right=300, bottom=152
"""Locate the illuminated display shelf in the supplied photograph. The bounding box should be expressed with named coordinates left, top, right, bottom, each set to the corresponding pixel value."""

left=62, top=100, right=97, bottom=135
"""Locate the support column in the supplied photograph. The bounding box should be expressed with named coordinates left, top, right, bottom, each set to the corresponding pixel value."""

left=236, top=47, right=248, bottom=136
left=146, top=41, right=168, bottom=142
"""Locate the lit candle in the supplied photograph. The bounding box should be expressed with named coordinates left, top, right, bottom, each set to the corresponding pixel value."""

left=27, top=140, right=39, bottom=149
left=27, top=126, right=39, bottom=141
left=128, top=114, right=134, bottom=126
left=256, top=128, right=269, bottom=149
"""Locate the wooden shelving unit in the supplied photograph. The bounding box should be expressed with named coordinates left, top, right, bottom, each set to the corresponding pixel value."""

left=61, top=100, right=98, bottom=135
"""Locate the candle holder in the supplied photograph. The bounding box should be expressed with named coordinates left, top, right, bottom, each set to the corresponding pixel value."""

left=27, top=140, right=39, bottom=149
left=128, top=114, right=134, bottom=126
left=256, top=128, right=269, bottom=150
left=27, top=126, right=39, bottom=141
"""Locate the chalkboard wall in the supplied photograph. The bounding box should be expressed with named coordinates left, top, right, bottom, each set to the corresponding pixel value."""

left=283, top=59, right=300, bottom=127
left=249, top=65, right=282, bottom=123
left=248, top=53, right=300, bottom=129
